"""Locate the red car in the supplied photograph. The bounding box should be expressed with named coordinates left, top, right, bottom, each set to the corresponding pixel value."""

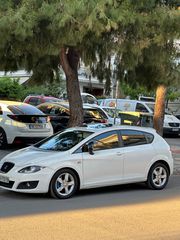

left=23, top=95, right=62, bottom=106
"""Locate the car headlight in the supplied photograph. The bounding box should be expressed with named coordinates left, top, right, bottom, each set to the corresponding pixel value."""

left=18, top=166, right=45, bottom=174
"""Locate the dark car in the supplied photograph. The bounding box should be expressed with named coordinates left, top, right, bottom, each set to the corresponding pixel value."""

left=24, top=95, right=62, bottom=106
left=37, top=102, right=108, bottom=133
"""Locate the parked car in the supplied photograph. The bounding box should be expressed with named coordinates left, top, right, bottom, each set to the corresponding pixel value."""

left=118, top=111, right=154, bottom=127
left=100, top=99, right=180, bottom=136
left=81, top=93, right=98, bottom=105
left=23, top=95, right=62, bottom=106
left=37, top=102, right=108, bottom=133
left=100, top=106, right=121, bottom=125
left=0, top=124, right=173, bottom=199
left=60, top=92, right=98, bottom=105
left=0, top=101, right=53, bottom=149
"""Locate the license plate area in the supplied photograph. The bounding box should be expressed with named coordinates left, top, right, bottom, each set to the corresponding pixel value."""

left=0, top=175, right=9, bottom=183
left=29, top=124, right=45, bottom=129
left=172, top=128, right=179, bottom=131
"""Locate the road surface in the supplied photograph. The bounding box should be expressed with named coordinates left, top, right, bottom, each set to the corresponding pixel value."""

left=0, top=136, right=180, bottom=240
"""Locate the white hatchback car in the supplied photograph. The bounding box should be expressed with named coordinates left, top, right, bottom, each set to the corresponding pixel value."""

left=0, top=101, right=53, bottom=148
left=0, top=125, right=173, bottom=199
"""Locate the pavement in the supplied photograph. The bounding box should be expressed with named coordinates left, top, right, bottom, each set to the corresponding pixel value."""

left=171, top=145, right=180, bottom=175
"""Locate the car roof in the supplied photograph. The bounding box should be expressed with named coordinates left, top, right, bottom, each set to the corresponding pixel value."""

left=37, top=102, right=101, bottom=110
left=66, top=124, right=156, bottom=134
left=26, top=95, right=60, bottom=99
left=0, top=100, right=29, bottom=106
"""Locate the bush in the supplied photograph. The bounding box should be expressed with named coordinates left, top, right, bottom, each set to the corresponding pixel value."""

left=0, top=77, right=23, bottom=101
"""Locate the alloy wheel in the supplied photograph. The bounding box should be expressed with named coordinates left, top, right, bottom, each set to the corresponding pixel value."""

left=55, top=173, right=75, bottom=196
left=152, top=166, right=167, bottom=187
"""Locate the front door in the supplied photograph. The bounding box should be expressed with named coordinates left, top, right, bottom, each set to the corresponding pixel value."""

left=82, top=130, right=124, bottom=187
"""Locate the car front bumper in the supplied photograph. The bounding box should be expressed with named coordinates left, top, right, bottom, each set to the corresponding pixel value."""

left=0, top=168, right=53, bottom=193
left=163, top=127, right=180, bottom=135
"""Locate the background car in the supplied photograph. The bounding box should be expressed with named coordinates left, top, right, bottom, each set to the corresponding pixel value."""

left=59, top=92, right=98, bottom=105
left=37, top=102, right=108, bottom=133
left=23, top=95, right=62, bottom=106
left=100, top=106, right=121, bottom=125
left=0, top=101, right=53, bottom=149
left=0, top=124, right=173, bottom=199
left=81, top=93, right=98, bottom=105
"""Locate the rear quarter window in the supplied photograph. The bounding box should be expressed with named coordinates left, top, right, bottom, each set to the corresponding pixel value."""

left=8, top=105, right=45, bottom=115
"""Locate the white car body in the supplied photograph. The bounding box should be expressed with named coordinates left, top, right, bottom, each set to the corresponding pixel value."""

left=0, top=125, right=173, bottom=197
left=0, top=101, right=53, bottom=145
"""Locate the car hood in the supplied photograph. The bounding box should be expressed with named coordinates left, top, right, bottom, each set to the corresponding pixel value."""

left=0, top=146, right=69, bottom=167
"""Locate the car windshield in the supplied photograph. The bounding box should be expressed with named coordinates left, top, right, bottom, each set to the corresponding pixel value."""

left=103, top=108, right=116, bottom=118
left=35, top=130, right=93, bottom=151
left=146, top=103, right=155, bottom=112
left=8, top=105, right=45, bottom=115
left=84, top=108, right=107, bottom=119
left=45, top=98, right=62, bottom=103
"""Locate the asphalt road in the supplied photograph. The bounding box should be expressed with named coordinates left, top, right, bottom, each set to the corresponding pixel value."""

left=0, top=136, right=180, bottom=240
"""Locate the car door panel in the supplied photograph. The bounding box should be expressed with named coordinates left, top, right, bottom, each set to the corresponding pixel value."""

left=82, top=149, right=124, bottom=187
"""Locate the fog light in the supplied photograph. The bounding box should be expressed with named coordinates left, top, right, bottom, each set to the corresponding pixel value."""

left=17, top=181, right=39, bottom=189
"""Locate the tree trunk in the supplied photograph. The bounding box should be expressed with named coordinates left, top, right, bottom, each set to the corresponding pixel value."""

left=60, top=47, right=83, bottom=127
left=153, top=84, right=167, bottom=136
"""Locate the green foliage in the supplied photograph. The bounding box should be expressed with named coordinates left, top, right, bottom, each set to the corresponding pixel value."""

left=0, top=0, right=179, bottom=95
left=121, top=82, right=155, bottom=100
left=0, top=77, right=66, bottom=101
left=0, top=77, right=23, bottom=100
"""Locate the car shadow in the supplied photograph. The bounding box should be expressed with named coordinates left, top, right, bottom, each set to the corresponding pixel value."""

left=0, top=175, right=180, bottom=218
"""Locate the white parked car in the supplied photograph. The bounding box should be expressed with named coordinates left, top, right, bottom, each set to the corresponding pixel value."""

left=0, top=101, right=53, bottom=148
left=0, top=124, right=173, bottom=199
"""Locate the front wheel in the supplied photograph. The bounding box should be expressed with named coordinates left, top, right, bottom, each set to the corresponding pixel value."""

left=146, top=163, right=169, bottom=190
left=49, top=169, right=79, bottom=199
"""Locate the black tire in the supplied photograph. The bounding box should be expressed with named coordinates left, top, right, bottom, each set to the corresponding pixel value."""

left=49, top=168, right=79, bottom=199
left=0, top=128, right=8, bottom=149
left=146, top=162, right=169, bottom=190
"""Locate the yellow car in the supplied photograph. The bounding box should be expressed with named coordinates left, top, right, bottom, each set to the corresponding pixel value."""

left=118, top=111, right=153, bottom=128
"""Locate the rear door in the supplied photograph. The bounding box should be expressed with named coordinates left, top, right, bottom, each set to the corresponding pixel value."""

left=119, top=129, right=155, bottom=181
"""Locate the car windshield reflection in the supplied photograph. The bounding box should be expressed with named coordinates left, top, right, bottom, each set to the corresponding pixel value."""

left=35, top=130, right=93, bottom=151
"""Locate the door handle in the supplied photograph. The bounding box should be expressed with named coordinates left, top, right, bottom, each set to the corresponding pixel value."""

left=116, top=152, right=123, bottom=156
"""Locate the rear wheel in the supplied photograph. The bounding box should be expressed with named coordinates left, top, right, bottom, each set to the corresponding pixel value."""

left=0, top=128, right=8, bottom=149
left=49, top=169, right=79, bottom=199
left=146, top=163, right=169, bottom=190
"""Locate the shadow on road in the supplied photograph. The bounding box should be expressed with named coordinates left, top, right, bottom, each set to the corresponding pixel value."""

left=0, top=175, right=180, bottom=218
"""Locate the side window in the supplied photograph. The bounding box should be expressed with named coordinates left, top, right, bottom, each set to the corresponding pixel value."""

left=120, top=130, right=148, bottom=147
left=0, top=106, right=2, bottom=115
left=90, top=131, right=119, bottom=151
left=29, top=97, right=41, bottom=106
left=38, top=105, right=51, bottom=114
left=50, top=106, right=69, bottom=116
left=136, top=103, right=148, bottom=113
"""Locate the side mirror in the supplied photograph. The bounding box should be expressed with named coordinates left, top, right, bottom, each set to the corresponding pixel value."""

left=87, top=141, right=94, bottom=155
left=82, top=142, right=94, bottom=155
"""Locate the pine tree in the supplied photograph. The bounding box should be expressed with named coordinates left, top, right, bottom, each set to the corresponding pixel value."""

left=0, top=0, right=179, bottom=129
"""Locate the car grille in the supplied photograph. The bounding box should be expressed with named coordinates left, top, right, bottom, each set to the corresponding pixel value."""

left=0, top=162, right=15, bottom=173
left=0, top=181, right=14, bottom=189
left=168, top=123, right=180, bottom=127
